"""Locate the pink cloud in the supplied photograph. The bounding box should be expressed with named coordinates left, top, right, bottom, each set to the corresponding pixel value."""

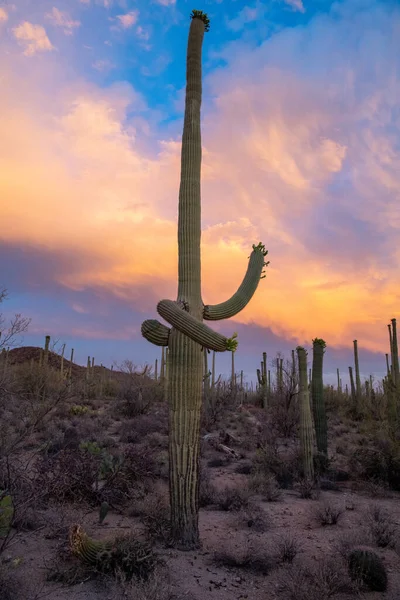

left=12, top=22, right=55, bottom=56
left=45, top=8, right=81, bottom=36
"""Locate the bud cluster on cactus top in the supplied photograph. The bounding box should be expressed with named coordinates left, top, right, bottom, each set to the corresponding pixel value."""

left=190, top=9, right=210, bottom=31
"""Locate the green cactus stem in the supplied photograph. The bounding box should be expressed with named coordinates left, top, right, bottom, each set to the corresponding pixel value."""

left=336, top=368, right=341, bottom=392
left=311, top=338, right=327, bottom=457
left=297, top=347, right=314, bottom=480
left=140, top=11, right=266, bottom=549
left=348, top=366, right=357, bottom=413
left=154, top=358, right=158, bottom=381
left=156, top=300, right=238, bottom=352
left=141, top=319, right=170, bottom=347
left=256, top=352, right=268, bottom=408
left=353, top=340, right=362, bottom=407
left=69, top=524, right=156, bottom=580
left=44, top=335, right=50, bottom=365
left=391, top=318, right=399, bottom=410
left=203, top=244, right=269, bottom=320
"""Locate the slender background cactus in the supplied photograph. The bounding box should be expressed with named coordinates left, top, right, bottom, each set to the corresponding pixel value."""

left=311, top=338, right=327, bottom=457
left=140, top=10, right=268, bottom=549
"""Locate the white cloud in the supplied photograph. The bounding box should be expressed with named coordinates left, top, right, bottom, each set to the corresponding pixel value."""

left=283, top=0, right=305, bottom=13
left=45, top=8, right=81, bottom=36
left=116, top=10, right=139, bottom=29
left=92, top=59, right=116, bottom=71
left=154, top=0, right=176, bottom=6
left=12, top=22, right=55, bottom=56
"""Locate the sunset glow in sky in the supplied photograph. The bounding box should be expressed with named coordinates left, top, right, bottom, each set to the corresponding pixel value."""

left=0, top=0, right=399, bottom=384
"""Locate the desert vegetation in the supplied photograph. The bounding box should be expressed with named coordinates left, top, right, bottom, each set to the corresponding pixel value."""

left=1, top=312, right=400, bottom=599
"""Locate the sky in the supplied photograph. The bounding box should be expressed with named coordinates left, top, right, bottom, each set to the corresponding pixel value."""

left=0, top=0, right=399, bottom=387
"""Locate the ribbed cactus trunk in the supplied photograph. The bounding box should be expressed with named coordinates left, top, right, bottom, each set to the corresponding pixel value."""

left=297, top=346, right=314, bottom=480
left=391, top=318, right=399, bottom=410
left=311, top=338, right=327, bottom=456
left=353, top=340, right=362, bottom=411
left=141, top=10, right=268, bottom=550
left=348, top=366, right=357, bottom=413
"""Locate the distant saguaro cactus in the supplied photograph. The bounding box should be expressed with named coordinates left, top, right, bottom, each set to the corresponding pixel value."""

left=256, top=351, right=268, bottom=408
left=297, top=346, right=314, bottom=480
left=311, top=338, right=327, bottom=456
left=140, top=10, right=268, bottom=549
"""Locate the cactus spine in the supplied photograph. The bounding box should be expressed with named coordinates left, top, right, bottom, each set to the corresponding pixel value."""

left=297, top=346, right=314, bottom=480
left=311, top=338, right=327, bottom=456
left=140, top=10, right=268, bottom=549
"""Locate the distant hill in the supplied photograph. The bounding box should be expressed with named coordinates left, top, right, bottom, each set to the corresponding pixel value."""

left=6, top=346, right=152, bottom=382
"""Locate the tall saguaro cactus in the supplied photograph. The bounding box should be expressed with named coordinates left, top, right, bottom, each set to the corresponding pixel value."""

left=140, top=11, right=268, bottom=550
left=297, top=346, right=314, bottom=480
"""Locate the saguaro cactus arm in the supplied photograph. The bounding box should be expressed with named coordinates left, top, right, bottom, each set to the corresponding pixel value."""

left=203, top=243, right=269, bottom=321
left=141, top=319, right=171, bottom=346
left=157, top=299, right=238, bottom=352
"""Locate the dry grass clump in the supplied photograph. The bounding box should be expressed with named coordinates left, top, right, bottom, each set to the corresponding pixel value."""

left=234, top=505, right=271, bottom=533
left=274, top=532, right=302, bottom=564
left=198, top=469, right=219, bottom=508
left=212, top=536, right=274, bottom=575
left=294, top=477, right=320, bottom=499
left=276, top=555, right=355, bottom=599
left=249, top=472, right=283, bottom=501
left=215, top=486, right=251, bottom=512
left=366, top=504, right=397, bottom=548
left=112, top=566, right=180, bottom=600
left=314, top=500, right=344, bottom=526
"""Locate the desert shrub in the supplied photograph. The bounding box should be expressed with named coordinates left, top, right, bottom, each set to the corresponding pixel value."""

left=118, top=386, right=152, bottom=417
left=216, top=487, right=250, bottom=512
left=35, top=448, right=102, bottom=505
left=294, top=478, right=320, bottom=499
left=235, top=505, right=270, bottom=532
left=198, top=469, right=218, bottom=507
left=249, top=472, right=282, bottom=502
left=350, top=440, right=400, bottom=491
left=348, top=548, right=388, bottom=592
left=253, top=441, right=302, bottom=489
left=277, top=557, right=353, bottom=600
left=213, top=538, right=273, bottom=575
left=69, top=404, right=89, bottom=416
left=235, top=461, right=253, bottom=475
left=314, top=500, right=344, bottom=526
left=366, top=504, right=397, bottom=548
left=118, top=415, right=168, bottom=444
left=274, top=533, right=302, bottom=563
left=112, top=566, right=177, bottom=600
left=139, top=494, right=171, bottom=545
left=207, top=457, right=226, bottom=468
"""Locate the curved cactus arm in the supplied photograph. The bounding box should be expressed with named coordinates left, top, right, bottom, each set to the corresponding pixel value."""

left=141, top=319, right=171, bottom=347
left=203, top=243, right=269, bottom=321
left=157, top=299, right=238, bottom=352
left=69, top=525, right=113, bottom=565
